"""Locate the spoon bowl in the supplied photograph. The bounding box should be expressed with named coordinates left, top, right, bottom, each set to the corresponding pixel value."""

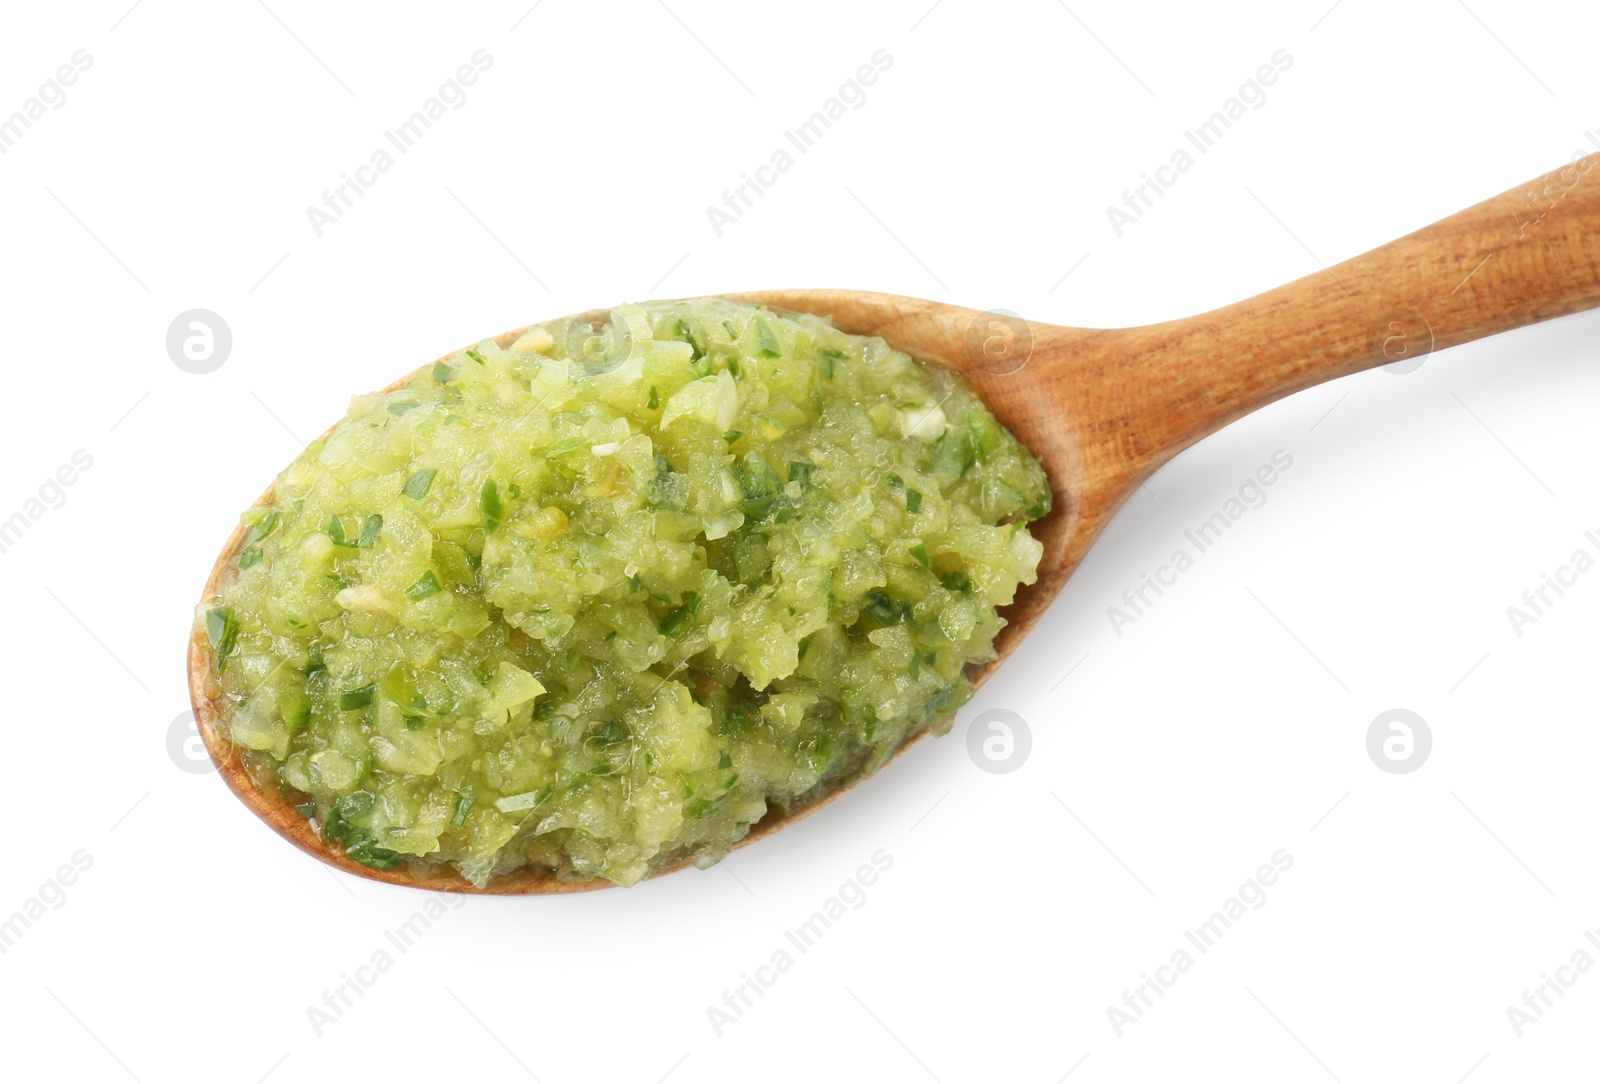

left=191, top=154, right=1600, bottom=891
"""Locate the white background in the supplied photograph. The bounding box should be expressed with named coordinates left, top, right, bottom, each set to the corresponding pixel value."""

left=1, top=0, right=1596, bottom=1080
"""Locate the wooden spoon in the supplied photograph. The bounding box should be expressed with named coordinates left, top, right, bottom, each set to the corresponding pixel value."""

left=190, top=154, right=1600, bottom=892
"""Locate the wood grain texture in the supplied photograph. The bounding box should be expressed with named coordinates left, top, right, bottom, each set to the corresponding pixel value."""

left=190, top=154, right=1600, bottom=893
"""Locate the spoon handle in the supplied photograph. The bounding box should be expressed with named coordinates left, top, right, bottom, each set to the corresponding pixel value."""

left=1104, top=154, right=1600, bottom=470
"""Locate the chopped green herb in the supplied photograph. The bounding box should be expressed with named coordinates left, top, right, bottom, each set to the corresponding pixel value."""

left=205, top=607, right=238, bottom=662
left=345, top=840, right=403, bottom=870
left=677, top=319, right=706, bottom=360
left=936, top=430, right=977, bottom=478
left=659, top=591, right=700, bottom=635
left=969, top=414, right=1000, bottom=459
left=406, top=570, right=442, bottom=600
left=909, top=542, right=931, bottom=567
left=244, top=511, right=279, bottom=547
left=810, top=738, right=838, bottom=772
left=402, top=469, right=436, bottom=500
left=464, top=348, right=486, bottom=365
left=724, top=430, right=743, bottom=445
left=340, top=684, right=376, bottom=710
left=738, top=457, right=782, bottom=520
left=481, top=478, right=502, bottom=533
left=358, top=514, right=383, bottom=548
left=279, top=687, right=311, bottom=728
left=906, top=489, right=923, bottom=513
left=326, top=792, right=371, bottom=826
left=647, top=385, right=659, bottom=410
left=788, top=461, right=816, bottom=488
left=379, top=664, right=421, bottom=709
left=756, top=319, right=780, bottom=357
left=861, top=590, right=902, bottom=626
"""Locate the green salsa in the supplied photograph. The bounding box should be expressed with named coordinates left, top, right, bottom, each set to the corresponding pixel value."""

left=206, top=299, right=1051, bottom=886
